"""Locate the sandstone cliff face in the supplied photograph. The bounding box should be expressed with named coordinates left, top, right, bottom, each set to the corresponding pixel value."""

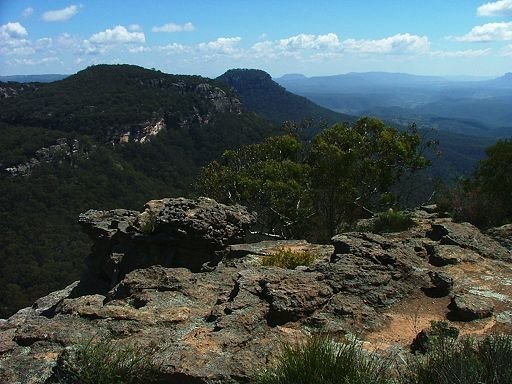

left=2, top=138, right=88, bottom=177
left=1, top=200, right=511, bottom=383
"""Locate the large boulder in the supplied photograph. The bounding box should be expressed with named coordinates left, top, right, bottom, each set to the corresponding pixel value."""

left=448, top=293, right=494, bottom=321
left=78, top=197, right=257, bottom=286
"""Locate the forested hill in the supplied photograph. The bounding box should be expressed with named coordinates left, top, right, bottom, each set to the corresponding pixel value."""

left=0, top=64, right=282, bottom=318
left=217, top=69, right=354, bottom=136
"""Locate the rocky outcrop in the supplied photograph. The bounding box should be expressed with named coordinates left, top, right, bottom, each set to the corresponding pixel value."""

left=2, top=138, right=87, bottom=177
left=1, top=204, right=512, bottom=383
left=428, top=222, right=511, bottom=261
left=78, top=197, right=257, bottom=290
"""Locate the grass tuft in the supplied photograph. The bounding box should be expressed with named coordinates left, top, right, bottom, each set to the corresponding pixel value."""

left=254, top=335, right=391, bottom=384
left=261, top=247, right=318, bottom=269
left=54, top=337, right=162, bottom=384
left=373, top=210, right=415, bottom=233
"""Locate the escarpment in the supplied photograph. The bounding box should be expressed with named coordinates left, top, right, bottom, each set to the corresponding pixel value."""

left=1, top=199, right=512, bottom=383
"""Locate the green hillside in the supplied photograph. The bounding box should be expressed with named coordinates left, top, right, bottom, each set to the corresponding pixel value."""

left=0, top=65, right=279, bottom=317
left=218, top=69, right=354, bottom=137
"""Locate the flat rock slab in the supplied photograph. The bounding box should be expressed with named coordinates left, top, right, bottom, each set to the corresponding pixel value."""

left=449, top=293, right=494, bottom=321
left=428, top=222, right=511, bottom=261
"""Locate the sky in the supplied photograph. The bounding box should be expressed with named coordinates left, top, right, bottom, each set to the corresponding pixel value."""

left=0, top=0, right=511, bottom=77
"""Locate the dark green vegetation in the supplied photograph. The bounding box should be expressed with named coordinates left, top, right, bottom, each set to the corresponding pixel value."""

left=402, top=334, right=512, bottom=384
left=0, top=64, right=284, bottom=318
left=261, top=248, right=318, bottom=269
left=199, top=117, right=429, bottom=240
left=218, top=69, right=353, bottom=137
left=439, top=139, right=512, bottom=228
left=253, top=333, right=512, bottom=384
left=53, top=337, right=161, bottom=384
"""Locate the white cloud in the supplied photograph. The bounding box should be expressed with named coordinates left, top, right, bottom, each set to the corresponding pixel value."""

left=42, top=5, right=79, bottom=22
left=0, top=22, right=32, bottom=55
left=89, top=25, right=145, bottom=44
left=477, top=0, right=512, bottom=16
left=198, top=37, right=241, bottom=54
left=430, top=48, right=492, bottom=57
left=278, top=33, right=340, bottom=50
left=341, top=33, right=430, bottom=54
left=22, top=7, right=34, bottom=18
left=81, top=25, right=146, bottom=55
left=0, top=22, right=28, bottom=39
left=453, top=22, right=512, bottom=42
left=157, top=43, right=189, bottom=54
left=152, top=22, right=195, bottom=33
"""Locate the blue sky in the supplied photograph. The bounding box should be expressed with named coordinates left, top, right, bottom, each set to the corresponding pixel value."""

left=0, top=0, right=511, bottom=77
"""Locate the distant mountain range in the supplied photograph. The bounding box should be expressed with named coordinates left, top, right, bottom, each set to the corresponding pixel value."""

left=0, top=74, right=69, bottom=83
left=275, top=72, right=512, bottom=138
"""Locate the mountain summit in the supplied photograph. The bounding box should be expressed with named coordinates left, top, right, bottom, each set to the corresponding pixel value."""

left=218, top=69, right=353, bottom=136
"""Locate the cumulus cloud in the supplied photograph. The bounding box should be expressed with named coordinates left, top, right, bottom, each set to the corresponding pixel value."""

left=22, top=7, right=34, bottom=18
left=0, top=22, right=32, bottom=55
left=341, top=33, right=430, bottom=54
left=278, top=33, right=340, bottom=50
left=0, top=22, right=28, bottom=39
left=81, top=25, right=146, bottom=54
left=128, top=24, right=142, bottom=31
left=198, top=37, right=241, bottom=54
left=42, top=5, right=79, bottom=22
left=477, top=0, right=512, bottom=16
left=152, top=22, right=195, bottom=33
left=453, top=22, right=512, bottom=42
left=89, top=25, right=145, bottom=44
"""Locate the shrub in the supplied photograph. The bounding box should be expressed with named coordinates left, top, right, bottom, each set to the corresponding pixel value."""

left=53, top=337, right=162, bottom=384
left=401, top=334, right=512, bottom=384
left=261, top=247, right=317, bottom=269
left=373, top=210, right=415, bottom=233
left=254, top=335, right=391, bottom=384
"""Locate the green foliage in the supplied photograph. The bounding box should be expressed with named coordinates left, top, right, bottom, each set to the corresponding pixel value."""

left=438, top=139, right=512, bottom=228
left=199, top=134, right=314, bottom=238
left=54, top=337, right=162, bottom=384
left=254, top=335, right=391, bottom=384
left=402, top=334, right=512, bottom=384
left=261, top=248, right=318, bottom=269
left=199, top=117, right=429, bottom=240
left=373, top=210, right=415, bottom=233
left=308, top=117, right=429, bottom=237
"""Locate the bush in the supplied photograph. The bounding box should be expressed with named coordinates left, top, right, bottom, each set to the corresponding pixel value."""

left=402, top=334, right=512, bottom=384
left=254, top=335, right=391, bottom=384
left=53, top=337, right=162, bottom=384
left=373, top=210, right=415, bottom=233
left=261, top=248, right=318, bottom=269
